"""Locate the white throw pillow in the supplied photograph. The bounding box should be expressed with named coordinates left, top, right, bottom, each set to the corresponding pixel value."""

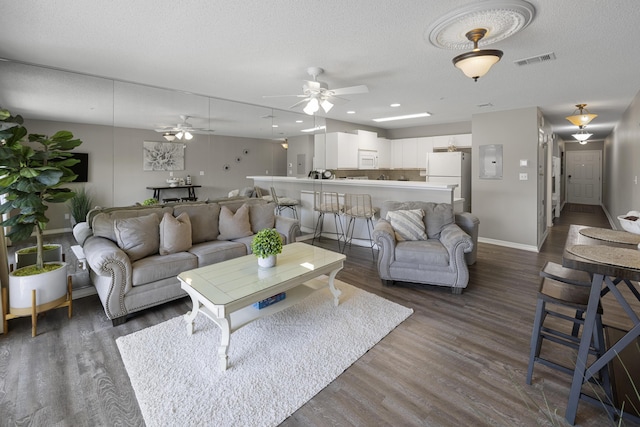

left=386, top=209, right=427, bottom=241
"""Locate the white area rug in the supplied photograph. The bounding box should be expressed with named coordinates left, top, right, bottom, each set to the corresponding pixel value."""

left=116, top=280, right=413, bottom=427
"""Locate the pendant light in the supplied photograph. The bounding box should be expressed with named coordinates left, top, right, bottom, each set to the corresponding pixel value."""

left=565, top=104, right=597, bottom=127
left=571, top=127, right=592, bottom=144
left=452, top=29, right=503, bottom=81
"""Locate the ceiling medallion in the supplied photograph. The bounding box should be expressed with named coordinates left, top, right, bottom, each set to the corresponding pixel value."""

left=425, top=0, right=536, bottom=50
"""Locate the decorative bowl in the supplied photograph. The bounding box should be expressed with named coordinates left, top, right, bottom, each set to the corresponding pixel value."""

left=166, top=178, right=179, bottom=187
left=617, top=211, right=640, bottom=234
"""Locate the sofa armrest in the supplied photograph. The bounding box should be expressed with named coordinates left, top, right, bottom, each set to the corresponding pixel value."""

left=72, top=221, right=93, bottom=246
left=455, top=212, right=479, bottom=265
left=274, top=215, right=301, bottom=244
left=83, top=236, right=133, bottom=319
left=373, top=219, right=396, bottom=280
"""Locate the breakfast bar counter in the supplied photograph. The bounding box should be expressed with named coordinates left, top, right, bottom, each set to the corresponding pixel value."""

left=248, top=176, right=461, bottom=237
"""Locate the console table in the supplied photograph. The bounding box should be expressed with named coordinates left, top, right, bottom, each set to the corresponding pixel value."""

left=146, top=185, right=201, bottom=201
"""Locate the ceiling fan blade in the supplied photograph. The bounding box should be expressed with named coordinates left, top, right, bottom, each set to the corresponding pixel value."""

left=289, top=98, right=310, bottom=109
left=330, top=85, right=369, bottom=96
left=263, top=94, right=307, bottom=98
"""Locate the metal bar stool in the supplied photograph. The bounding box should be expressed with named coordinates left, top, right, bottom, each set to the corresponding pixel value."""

left=311, top=191, right=344, bottom=252
left=342, top=193, right=378, bottom=259
left=270, top=186, right=299, bottom=219
left=526, top=262, right=612, bottom=401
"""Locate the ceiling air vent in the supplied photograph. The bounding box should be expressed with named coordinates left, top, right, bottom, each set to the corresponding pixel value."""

left=514, top=52, right=556, bottom=66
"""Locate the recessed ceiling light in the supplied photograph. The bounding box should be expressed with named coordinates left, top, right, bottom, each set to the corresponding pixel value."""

left=272, top=124, right=278, bottom=128
left=347, top=111, right=356, bottom=114
left=372, top=112, right=432, bottom=122
left=295, top=120, right=303, bottom=123
left=390, top=103, right=401, bottom=107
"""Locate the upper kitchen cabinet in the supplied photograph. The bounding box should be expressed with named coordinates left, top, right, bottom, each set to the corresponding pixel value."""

left=357, top=130, right=378, bottom=151
left=417, top=137, right=434, bottom=169
left=433, top=134, right=472, bottom=150
left=322, top=132, right=359, bottom=169
left=377, top=137, right=390, bottom=169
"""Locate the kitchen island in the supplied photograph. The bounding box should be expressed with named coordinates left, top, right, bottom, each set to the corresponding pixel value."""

left=249, top=176, right=462, bottom=243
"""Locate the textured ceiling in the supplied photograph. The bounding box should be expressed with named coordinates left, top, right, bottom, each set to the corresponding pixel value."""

left=0, top=0, right=639, bottom=142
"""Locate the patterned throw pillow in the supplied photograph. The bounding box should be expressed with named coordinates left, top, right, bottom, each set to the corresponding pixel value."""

left=159, top=212, right=192, bottom=255
left=386, top=209, right=428, bottom=241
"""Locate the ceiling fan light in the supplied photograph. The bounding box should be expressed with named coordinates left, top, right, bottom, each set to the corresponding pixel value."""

left=303, top=97, right=320, bottom=115
left=184, top=131, right=193, bottom=140
left=320, top=99, right=334, bottom=113
left=176, top=131, right=184, bottom=140
left=163, top=132, right=176, bottom=142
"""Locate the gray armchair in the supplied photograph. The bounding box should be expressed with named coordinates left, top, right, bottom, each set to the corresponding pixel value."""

left=373, top=201, right=479, bottom=294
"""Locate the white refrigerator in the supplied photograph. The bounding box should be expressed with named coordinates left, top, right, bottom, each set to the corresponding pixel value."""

left=425, top=152, right=471, bottom=212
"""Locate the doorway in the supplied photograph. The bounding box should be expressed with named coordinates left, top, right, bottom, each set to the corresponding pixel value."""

left=566, top=150, right=602, bottom=205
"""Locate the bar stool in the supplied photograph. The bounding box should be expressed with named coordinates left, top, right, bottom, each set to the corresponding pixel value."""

left=270, top=186, right=299, bottom=219
left=312, top=191, right=344, bottom=251
left=526, top=262, right=611, bottom=397
left=342, top=193, right=378, bottom=259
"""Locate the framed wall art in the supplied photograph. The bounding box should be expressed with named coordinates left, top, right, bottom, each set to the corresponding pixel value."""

left=143, top=141, right=185, bottom=171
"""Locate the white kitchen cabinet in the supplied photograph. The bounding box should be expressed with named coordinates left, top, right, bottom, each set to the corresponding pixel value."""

left=401, top=138, right=418, bottom=168
left=417, top=137, right=433, bottom=169
left=433, top=133, right=472, bottom=150
left=313, top=134, right=326, bottom=170
left=325, top=132, right=358, bottom=169
left=376, top=138, right=390, bottom=169
left=357, top=130, right=378, bottom=151
left=390, top=139, right=403, bottom=169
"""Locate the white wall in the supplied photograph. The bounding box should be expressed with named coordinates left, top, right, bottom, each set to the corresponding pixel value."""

left=604, top=89, right=640, bottom=223
left=23, top=119, right=286, bottom=232
left=471, top=107, right=540, bottom=249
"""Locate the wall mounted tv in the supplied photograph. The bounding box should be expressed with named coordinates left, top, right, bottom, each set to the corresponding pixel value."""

left=69, top=152, right=89, bottom=183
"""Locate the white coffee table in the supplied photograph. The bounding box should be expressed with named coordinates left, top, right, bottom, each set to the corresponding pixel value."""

left=178, top=242, right=345, bottom=371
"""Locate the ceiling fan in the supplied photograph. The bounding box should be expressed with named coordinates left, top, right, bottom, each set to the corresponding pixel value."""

left=154, top=115, right=212, bottom=141
left=265, top=67, right=368, bottom=115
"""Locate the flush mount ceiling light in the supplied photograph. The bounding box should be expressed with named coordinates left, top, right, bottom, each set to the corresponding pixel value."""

left=566, top=103, right=598, bottom=127
left=452, top=29, right=503, bottom=81
left=572, top=127, right=592, bottom=144
left=426, top=1, right=535, bottom=80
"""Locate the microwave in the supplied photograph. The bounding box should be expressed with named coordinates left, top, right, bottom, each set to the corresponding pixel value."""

left=358, top=150, right=378, bottom=169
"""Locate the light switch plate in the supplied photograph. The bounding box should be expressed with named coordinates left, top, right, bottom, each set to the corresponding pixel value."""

left=520, top=159, right=528, bottom=167
left=519, top=173, right=528, bottom=180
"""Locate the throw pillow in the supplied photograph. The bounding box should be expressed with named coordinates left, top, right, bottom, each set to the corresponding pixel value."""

left=159, top=212, right=192, bottom=255
left=249, top=202, right=276, bottom=234
left=386, top=209, right=428, bottom=241
left=174, top=203, right=220, bottom=243
left=113, top=213, right=160, bottom=261
left=218, top=204, right=253, bottom=240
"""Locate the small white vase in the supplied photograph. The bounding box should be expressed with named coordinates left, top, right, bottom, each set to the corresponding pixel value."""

left=257, top=254, right=277, bottom=268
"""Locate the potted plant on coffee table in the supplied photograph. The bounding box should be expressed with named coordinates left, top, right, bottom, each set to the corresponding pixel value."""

left=251, top=228, right=283, bottom=268
left=0, top=108, right=82, bottom=333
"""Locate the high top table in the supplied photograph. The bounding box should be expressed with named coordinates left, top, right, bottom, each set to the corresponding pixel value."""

left=178, top=243, right=345, bottom=371
left=562, top=225, right=640, bottom=424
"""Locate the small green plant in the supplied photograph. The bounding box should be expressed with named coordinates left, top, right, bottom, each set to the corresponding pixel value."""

left=251, top=228, right=283, bottom=258
left=68, top=186, right=93, bottom=224
left=142, top=198, right=158, bottom=206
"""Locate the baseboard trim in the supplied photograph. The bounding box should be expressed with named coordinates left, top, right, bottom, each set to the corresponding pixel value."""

left=72, top=286, right=97, bottom=300
left=478, top=237, right=538, bottom=253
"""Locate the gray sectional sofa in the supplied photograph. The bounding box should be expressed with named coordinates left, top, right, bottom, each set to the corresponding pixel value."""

left=73, top=198, right=300, bottom=325
left=373, top=201, right=479, bottom=294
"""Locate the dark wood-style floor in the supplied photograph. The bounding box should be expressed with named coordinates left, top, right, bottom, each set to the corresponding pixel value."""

left=1, top=204, right=638, bottom=426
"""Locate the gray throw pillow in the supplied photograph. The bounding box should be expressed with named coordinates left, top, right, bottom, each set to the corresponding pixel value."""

left=174, top=203, right=220, bottom=243
left=113, top=213, right=160, bottom=261
left=386, top=209, right=428, bottom=241
left=249, top=202, right=276, bottom=233
left=159, top=212, right=192, bottom=255
left=218, top=204, right=253, bottom=240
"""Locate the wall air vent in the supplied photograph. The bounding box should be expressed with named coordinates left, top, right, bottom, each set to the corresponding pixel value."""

left=514, top=52, right=556, bottom=66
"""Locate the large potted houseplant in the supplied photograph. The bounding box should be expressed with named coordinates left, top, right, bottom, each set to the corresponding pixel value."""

left=251, top=228, right=283, bottom=268
left=0, top=108, right=82, bottom=316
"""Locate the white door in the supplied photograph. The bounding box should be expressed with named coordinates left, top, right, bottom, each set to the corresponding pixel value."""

left=566, top=150, right=602, bottom=205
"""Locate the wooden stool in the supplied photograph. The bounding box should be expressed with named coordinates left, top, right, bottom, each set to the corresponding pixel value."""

left=526, top=262, right=611, bottom=397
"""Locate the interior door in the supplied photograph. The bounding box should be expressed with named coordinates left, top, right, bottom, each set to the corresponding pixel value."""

left=566, top=150, right=602, bottom=205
